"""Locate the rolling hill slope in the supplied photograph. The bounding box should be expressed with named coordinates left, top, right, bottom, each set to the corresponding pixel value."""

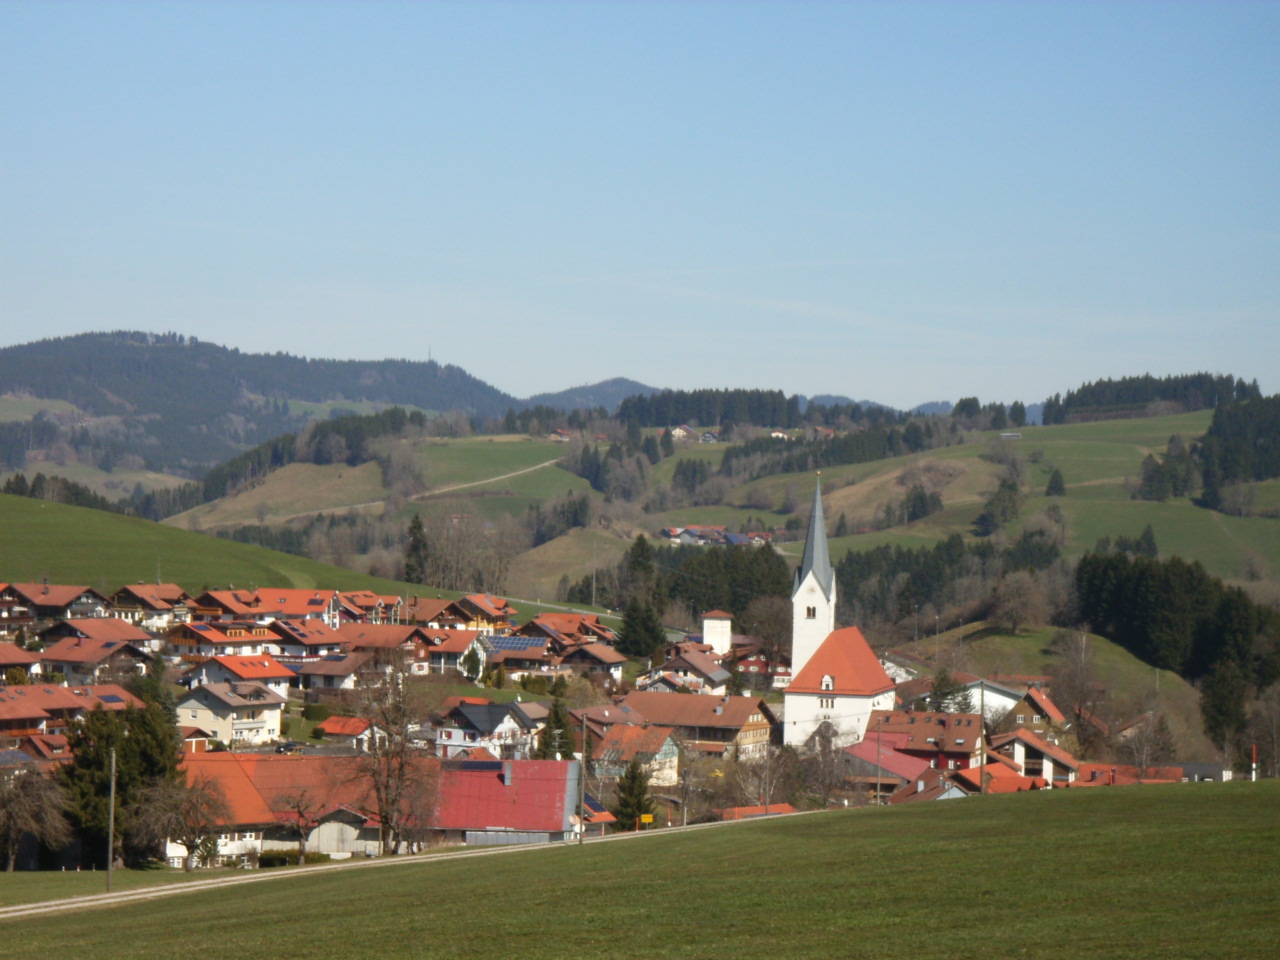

left=1, top=783, right=1274, bottom=959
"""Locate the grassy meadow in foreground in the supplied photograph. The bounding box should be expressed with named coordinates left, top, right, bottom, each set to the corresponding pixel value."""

left=2, top=782, right=1275, bottom=960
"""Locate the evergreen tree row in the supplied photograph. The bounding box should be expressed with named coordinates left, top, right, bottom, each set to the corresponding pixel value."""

left=1042, top=373, right=1259, bottom=424
left=616, top=388, right=802, bottom=429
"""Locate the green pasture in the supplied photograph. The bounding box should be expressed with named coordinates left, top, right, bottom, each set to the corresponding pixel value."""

left=2, top=783, right=1275, bottom=959
left=0, top=396, right=80, bottom=422
left=5, top=461, right=190, bottom=498
left=411, top=437, right=565, bottom=489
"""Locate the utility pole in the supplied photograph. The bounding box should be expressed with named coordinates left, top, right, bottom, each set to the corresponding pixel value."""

left=577, top=714, right=587, bottom=844
left=979, top=682, right=986, bottom=796
left=107, top=747, right=116, bottom=893
left=875, top=716, right=883, bottom=806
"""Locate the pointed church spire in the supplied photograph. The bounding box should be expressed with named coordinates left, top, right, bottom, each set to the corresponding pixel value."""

left=797, top=475, right=835, bottom=600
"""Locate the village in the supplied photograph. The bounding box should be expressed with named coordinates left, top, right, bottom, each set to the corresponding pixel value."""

left=0, top=482, right=1234, bottom=871
left=0, top=483, right=1233, bottom=875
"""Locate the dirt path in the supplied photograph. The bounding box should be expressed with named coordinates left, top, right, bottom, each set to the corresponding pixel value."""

left=0, top=813, right=816, bottom=921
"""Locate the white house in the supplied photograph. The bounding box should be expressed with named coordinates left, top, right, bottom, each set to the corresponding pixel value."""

left=177, top=682, right=286, bottom=746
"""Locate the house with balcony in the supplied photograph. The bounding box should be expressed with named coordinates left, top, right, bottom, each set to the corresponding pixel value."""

left=177, top=682, right=285, bottom=746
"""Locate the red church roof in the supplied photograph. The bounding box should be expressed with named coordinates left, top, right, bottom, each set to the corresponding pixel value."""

left=788, top=626, right=893, bottom=697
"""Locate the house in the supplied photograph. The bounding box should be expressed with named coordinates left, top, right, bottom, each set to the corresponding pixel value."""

left=402, top=597, right=468, bottom=629
left=515, top=612, right=617, bottom=649
left=297, top=651, right=376, bottom=691
left=433, top=759, right=579, bottom=845
left=727, top=637, right=791, bottom=691
left=109, top=583, right=192, bottom=630
left=434, top=701, right=539, bottom=759
left=38, top=625, right=153, bottom=686
left=617, top=691, right=775, bottom=759
left=269, top=618, right=344, bottom=663
left=182, top=655, right=295, bottom=698
left=190, top=588, right=341, bottom=627
left=886, top=767, right=971, bottom=805
left=667, top=425, right=695, bottom=442
left=784, top=480, right=896, bottom=747
left=483, top=636, right=558, bottom=681
left=557, top=643, right=627, bottom=683
left=988, top=727, right=1079, bottom=785
left=336, top=591, right=403, bottom=624
left=0, top=684, right=142, bottom=741
left=640, top=650, right=729, bottom=696
left=2, top=583, right=111, bottom=621
left=176, top=682, right=286, bottom=746
left=334, top=622, right=431, bottom=660
left=0, top=642, right=40, bottom=681
left=167, top=621, right=282, bottom=660
left=1000, top=686, right=1068, bottom=738
left=865, top=710, right=984, bottom=771
left=315, top=715, right=385, bottom=752
left=589, top=724, right=679, bottom=787
left=411, top=629, right=487, bottom=676
left=454, top=594, right=517, bottom=633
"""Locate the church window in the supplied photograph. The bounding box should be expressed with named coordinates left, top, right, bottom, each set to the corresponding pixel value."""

left=805, top=606, right=816, bottom=620
left=821, top=675, right=834, bottom=692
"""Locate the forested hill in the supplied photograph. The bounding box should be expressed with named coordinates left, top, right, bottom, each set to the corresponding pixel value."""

left=0, top=332, right=518, bottom=470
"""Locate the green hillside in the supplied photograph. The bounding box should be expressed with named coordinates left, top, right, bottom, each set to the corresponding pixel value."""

left=1, top=784, right=1275, bottom=959
left=0, top=492, right=427, bottom=596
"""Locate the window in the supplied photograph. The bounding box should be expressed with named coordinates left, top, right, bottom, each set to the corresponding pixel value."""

left=1016, top=715, right=1025, bottom=723
left=805, top=606, right=816, bottom=620
left=821, top=675, right=834, bottom=692
left=948, top=760, right=957, bottom=770
left=1033, top=715, right=1041, bottom=723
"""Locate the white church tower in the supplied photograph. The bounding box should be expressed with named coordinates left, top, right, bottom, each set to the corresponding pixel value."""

left=791, top=477, right=837, bottom=679
left=784, top=476, right=895, bottom=748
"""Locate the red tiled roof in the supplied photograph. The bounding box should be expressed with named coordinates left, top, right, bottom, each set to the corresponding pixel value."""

left=1024, top=687, right=1067, bottom=726
left=417, top=629, right=482, bottom=656
left=716, top=804, right=797, bottom=820
left=618, top=691, right=770, bottom=731
left=201, top=654, right=293, bottom=681
left=0, top=642, right=39, bottom=667
left=989, top=727, right=1079, bottom=770
left=953, top=764, right=1048, bottom=794
left=113, top=583, right=189, bottom=610
left=702, top=610, right=733, bottom=620
left=50, top=618, right=154, bottom=644
left=41, top=636, right=148, bottom=666
left=335, top=622, right=426, bottom=650
left=0, top=684, right=142, bottom=722
left=592, top=724, right=675, bottom=763
left=866, top=710, right=983, bottom=754
left=316, top=716, right=372, bottom=737
left=8, top=583, right=102, bottom=608
left=434, top=760, right=574, bottom=833
left=788, top=627, right=894, bottom=697
left=845, top=733, right=931, bottom=781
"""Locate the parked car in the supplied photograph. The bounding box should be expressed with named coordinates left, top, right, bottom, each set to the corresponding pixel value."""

left=275, top=741, right=305, bottom=755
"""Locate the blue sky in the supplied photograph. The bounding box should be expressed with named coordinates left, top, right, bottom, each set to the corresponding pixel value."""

left=2, top=1, right=1276, bottom=409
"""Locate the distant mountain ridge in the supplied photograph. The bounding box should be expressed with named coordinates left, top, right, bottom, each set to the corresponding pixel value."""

left=526, top=377, right=660, bottom=413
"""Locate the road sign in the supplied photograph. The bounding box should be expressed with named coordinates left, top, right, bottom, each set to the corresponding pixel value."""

left=640, top=814, right=654, bottom=823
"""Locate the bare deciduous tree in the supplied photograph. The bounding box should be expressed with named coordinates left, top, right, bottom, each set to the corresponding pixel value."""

left=991, top=571, right=1048, bottom=634
left=131, top=775, right=230, bottom=871
left=1049, top=629, right=1109, bottom=759
left=0, top=767, right=71, bottom=871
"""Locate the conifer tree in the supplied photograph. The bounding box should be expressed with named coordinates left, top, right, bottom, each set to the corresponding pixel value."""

left=1045, top=468, right=1066, bottom=497
left=610, top=759, right=655, bottom=830
left=537, top=697, right=576, bottom=760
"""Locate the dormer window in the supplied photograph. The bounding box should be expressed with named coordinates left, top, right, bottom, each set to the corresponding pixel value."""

left=821, top=675, right=834, bottom=692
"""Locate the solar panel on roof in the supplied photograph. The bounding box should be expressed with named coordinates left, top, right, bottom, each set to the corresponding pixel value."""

left=100, top=694, right=124, bottom=703
left=487, top=636, right=545, bottom=651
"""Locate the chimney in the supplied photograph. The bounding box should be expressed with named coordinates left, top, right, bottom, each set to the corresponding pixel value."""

left=502, top=761, right=512, bottom=785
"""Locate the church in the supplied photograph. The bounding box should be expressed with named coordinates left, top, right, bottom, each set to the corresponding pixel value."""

left=783, top=478, right=896, bottom=748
